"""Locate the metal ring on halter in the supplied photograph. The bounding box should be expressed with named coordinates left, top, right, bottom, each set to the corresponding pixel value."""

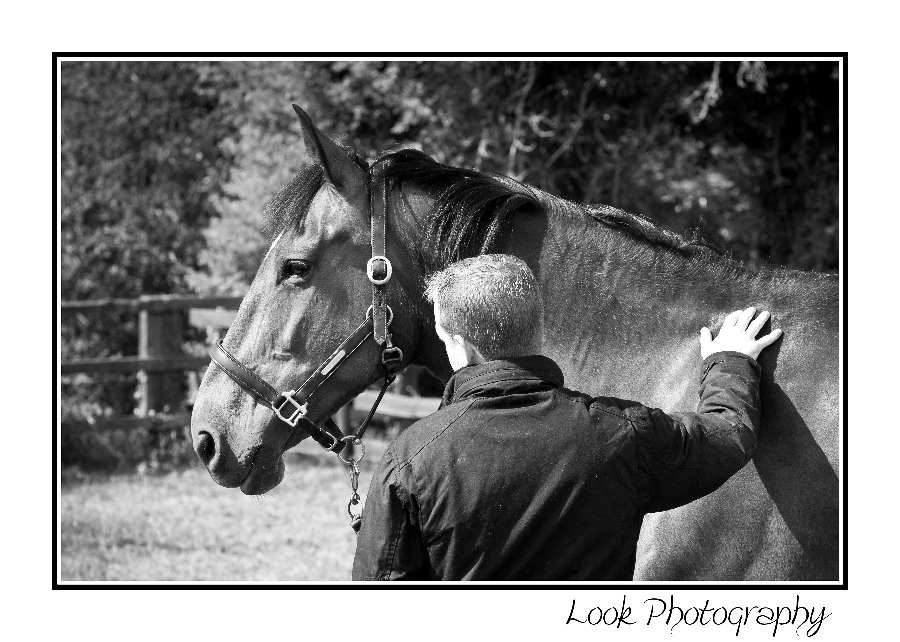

left=366, top=255, right=393, bottom=285
left=365, top=304, right=393, bottom=326
left=337, top=436, right=366, bottom=466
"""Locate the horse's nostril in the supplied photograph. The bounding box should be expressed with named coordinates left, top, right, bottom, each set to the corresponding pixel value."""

left=194, top=431, right=216, bottom=466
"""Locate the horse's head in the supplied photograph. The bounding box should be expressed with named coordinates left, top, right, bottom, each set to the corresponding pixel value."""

left=190, top=106, right=450, bottom=494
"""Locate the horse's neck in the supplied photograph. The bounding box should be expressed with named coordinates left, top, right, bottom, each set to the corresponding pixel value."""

left=499, top=196, right=764, bottom=406
left=395, top=184, right=808, bottom=405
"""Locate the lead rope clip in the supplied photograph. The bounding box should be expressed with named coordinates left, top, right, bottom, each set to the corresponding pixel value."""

left=340, top=437, right=366, bottom=532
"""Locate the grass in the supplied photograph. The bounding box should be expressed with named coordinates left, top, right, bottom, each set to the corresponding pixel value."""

left=59, top=435, right=390, bottom=581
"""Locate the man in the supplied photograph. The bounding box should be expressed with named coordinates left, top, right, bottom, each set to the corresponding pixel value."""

left=352, top=254, right=782, bottom=581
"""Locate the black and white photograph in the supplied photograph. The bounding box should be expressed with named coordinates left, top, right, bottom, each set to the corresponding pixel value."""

left=55, top=57, right=843, bottom=587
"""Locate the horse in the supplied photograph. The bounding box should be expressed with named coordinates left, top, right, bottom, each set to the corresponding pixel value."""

left=190, top=106, right=840, bottom=581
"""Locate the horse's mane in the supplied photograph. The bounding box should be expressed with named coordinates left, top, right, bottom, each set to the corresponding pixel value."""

left=375, top=149, right=543, bottom=272
left=262, top=164, right=325, bottom=238
left=375, top=149, right=721, bottom=274
left=263, top=147, right=727, bottom=278
left=584, top=203, right=722, bottom=257
left=261, top=138, right=368, bottom=238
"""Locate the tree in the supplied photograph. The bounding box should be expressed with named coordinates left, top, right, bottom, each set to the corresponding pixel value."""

left=61, top=61, right=232, bottom=414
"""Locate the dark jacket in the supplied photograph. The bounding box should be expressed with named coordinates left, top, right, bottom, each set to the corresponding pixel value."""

left=352, top=351, right=761, bottom=581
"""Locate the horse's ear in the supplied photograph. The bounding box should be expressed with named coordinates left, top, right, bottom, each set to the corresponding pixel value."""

left=292, top=104, right=365, bottom=191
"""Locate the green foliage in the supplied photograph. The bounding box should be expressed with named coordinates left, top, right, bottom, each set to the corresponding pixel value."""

left=61, top=61, right=233, bottom=414
left=61, top=61, right=232, bottom=300
left=187, top=63, right=318, bottom=293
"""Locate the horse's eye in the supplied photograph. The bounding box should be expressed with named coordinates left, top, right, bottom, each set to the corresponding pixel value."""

left=281, top=259, right=312, bottom=282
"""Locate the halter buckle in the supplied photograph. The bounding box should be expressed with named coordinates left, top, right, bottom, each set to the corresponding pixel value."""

left=382, top=345, right=404, bottom=368
left=366, top=255, right=392, bottom=286
left=320, top=430, right=342, bottom=453
left=273, top=394, right=307, bottom=427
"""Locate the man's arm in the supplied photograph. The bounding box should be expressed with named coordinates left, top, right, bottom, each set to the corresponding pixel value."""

left=352, top=443, right=429, bottom=580
left=636, top=307, right=782, bottom=513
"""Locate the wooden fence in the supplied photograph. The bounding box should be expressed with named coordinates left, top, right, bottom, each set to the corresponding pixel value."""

left=61, top=294, right=440, bottom=436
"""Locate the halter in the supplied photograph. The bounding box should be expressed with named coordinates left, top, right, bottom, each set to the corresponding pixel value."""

left=208, top=163, right=403, bottom=530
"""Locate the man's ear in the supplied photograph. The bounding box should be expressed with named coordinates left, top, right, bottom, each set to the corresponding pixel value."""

left=453, top=334, right=485, bottom=366
left=292, top=104, right=366, bottom=192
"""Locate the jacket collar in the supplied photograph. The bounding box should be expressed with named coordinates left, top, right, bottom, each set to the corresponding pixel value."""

left=440, top=355, right=565, bottom=406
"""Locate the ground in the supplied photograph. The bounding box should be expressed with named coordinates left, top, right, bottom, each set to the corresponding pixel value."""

left=59, top=436, right=389, bottom=582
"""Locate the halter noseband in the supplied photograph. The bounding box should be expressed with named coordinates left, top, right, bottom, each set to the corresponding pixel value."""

left=208, top=163, right=404, bottom=457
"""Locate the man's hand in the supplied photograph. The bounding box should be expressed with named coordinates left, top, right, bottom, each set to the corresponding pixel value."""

left=700, top=307, right=783, bottom=360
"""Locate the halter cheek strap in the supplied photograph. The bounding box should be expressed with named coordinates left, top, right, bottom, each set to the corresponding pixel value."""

left=370, top=176, right=390, bottom=345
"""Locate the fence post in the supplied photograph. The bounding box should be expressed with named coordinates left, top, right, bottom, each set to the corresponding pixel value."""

left=137, top=296, right=185, bottom=415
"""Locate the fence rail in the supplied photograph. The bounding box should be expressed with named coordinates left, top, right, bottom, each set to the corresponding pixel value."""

left=61, top=355, right=211, bottom=375
left=62, top=392, right=442, bottom=437
left=61, top=294, right=440, bottom=435
left=61, top=294, right=244, bottom=314
left=62, top=412, right=193, bottom=436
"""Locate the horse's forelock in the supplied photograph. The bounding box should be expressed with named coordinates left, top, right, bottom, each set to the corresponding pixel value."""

left=261, top=163, right=326, bottom=239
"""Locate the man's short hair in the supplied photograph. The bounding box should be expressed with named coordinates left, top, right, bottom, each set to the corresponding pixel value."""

left=424, top=254, right=543, bottom=360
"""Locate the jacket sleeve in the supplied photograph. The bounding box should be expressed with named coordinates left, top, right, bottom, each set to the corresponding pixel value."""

left=352, top=443, right=429, bottom=580
left=634, top=350, right=762, bottom=513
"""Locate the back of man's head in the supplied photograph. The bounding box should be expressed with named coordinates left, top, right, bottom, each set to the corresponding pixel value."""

left=424, top=254, right=544, bottom=360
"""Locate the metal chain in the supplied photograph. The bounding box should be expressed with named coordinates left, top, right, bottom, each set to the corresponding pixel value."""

left=344, top=442, right=365, bottom=532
